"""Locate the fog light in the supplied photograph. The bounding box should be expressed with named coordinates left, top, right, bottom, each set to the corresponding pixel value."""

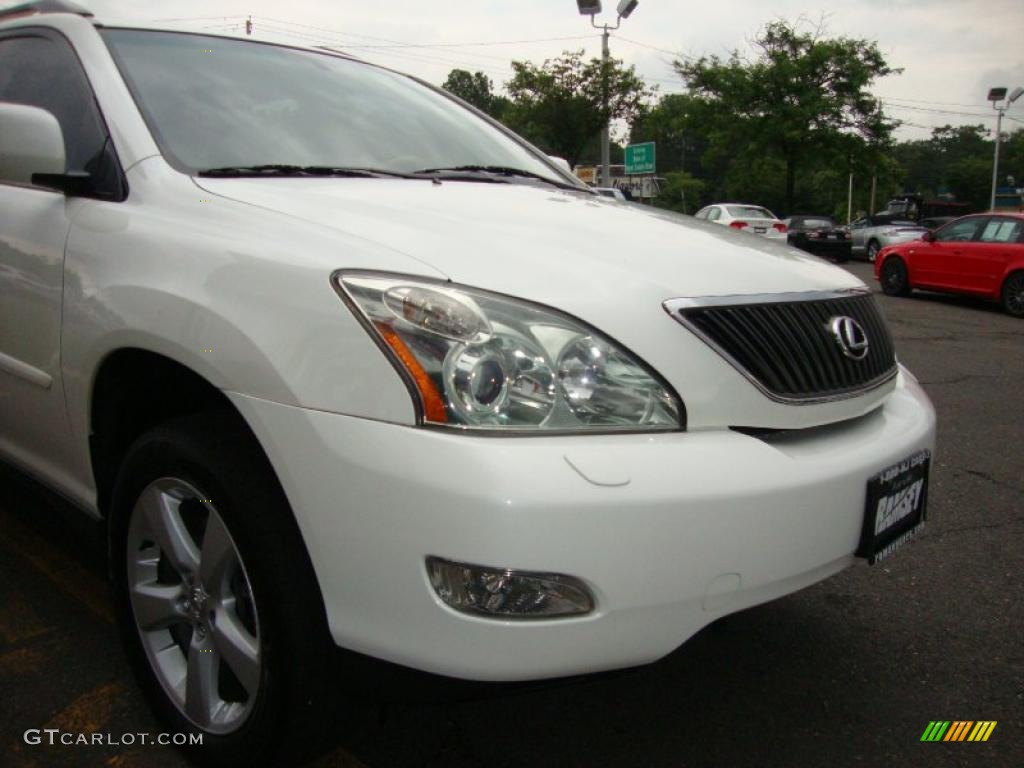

left=426, top=557, right=594, bottom=619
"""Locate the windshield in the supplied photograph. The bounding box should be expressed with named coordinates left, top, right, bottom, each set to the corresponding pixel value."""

left=726, top=205, right=775, bottom=220
left=102, top=29, right=572, bottom=185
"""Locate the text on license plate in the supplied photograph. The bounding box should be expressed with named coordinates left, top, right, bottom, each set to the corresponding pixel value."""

left=857, top=450, right=930, bottom=564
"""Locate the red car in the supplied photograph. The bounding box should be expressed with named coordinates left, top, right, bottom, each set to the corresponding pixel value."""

left=875, top=213, right=1024, bottom=317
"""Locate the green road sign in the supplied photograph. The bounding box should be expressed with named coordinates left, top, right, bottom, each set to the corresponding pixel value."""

left=624, top=142, right=655, bottom=175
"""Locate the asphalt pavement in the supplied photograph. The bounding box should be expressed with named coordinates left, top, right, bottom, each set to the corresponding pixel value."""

left=1, top=261, right=1021, bottom=768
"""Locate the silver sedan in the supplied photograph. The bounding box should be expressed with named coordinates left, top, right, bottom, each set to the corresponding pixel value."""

left=850, top=215, right=929, bottom=262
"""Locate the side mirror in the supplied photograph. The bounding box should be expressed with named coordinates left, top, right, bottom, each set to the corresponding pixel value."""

left=921, top=231, right=935, bottom=243
left=547, top=155, right=572, bottom=174
left=0, top=103, right=65, bottom=186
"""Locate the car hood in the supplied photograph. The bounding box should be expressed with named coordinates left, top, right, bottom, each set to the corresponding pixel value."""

left=196, top=177, right=885, bottom=430
left=195, top=178, right=861, bottom=300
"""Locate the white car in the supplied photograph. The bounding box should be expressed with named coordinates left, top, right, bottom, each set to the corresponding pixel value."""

left=695, top=202, right=789, bottom=241
left=0, top=5, right=935, bottom=764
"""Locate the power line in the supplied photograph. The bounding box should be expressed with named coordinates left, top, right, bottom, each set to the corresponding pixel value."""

left=329, top=35, right=596, bottom=50
left=882, top=101, right=992, bottom=119
left=254, top=23, right=512, bottom=78
left=252, top=19, right=529, bottom=74
left=257, top=16, right=590, bottom=52
left=151, top=15, right=247, bottom=23
left=876, top=95, right=989, bottom=109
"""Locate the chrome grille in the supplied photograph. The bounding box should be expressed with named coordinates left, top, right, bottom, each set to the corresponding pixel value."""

left=666, top=291, right=897, bottom=402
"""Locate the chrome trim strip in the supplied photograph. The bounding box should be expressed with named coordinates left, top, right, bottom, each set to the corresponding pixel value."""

left=662, top=289, right=896, bottom=406
left=0, top=351, right=52, bottom=389
left=663, top=287, right=869, bottom=312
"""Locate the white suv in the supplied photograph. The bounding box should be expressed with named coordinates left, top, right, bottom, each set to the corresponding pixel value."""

left=0, top=4, right=936, bottom=765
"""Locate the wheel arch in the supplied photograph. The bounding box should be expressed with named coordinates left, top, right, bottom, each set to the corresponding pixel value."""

left=1000, top=267, right=1024, bottom=315
left=89, top=348, right=263, bottom=518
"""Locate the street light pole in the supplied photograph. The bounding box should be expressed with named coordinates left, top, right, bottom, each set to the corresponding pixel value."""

left=990, top=106, right=1003, bottom=211
left=988, top=86, right=1023, bottom=211
left=599, top=24, right=611, bottom=187
left=577, top=1, right=639, bottom=188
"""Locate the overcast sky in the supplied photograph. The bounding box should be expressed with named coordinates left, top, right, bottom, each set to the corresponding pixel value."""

left=16, top=0, right=1024, bottom=141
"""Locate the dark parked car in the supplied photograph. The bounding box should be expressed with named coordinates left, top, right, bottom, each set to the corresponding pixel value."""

left=784, top=215, right=851, bottom=262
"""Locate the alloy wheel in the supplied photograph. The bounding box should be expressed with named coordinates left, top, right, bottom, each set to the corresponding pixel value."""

left=126, top=478, right=261, bottom=735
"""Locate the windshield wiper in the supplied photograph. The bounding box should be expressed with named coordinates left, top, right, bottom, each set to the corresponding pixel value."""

left=414, top=165, right=579, bottom=190
left=197, top=164, right=420, bottom=179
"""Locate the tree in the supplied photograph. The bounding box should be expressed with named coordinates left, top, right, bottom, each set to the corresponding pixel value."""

left=675, top=20, right=899, bottom=212
left=891, top=124, right=1008, bottom=212
left=441, top=69, right=510, bottom=120
left=654, top=171, right=706, bottom=214
left=504, top=50, right=652, bottom=167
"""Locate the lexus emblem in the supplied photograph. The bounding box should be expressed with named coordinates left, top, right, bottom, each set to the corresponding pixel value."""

left=827, top=316, right=870, bottom=360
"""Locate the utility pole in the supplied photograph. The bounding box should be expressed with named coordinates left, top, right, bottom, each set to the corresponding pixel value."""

left=577, top=2, right=639, bottom=188
left=245, top=16, right=252, bottom=36
left=870, top=175, right=877, bottom=215
left=847, top=171, right=854, bottom=225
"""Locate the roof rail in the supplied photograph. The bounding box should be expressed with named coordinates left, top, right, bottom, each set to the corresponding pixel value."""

left=0, top=1, right=94, bottom=21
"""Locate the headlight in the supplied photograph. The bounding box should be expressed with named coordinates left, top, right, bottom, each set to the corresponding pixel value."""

left=335, top=272, right=683, bottom=432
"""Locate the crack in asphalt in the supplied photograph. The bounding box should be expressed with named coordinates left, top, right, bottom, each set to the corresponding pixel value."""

left=962, top=468, right=1024, bottom=495
left=919, top=373, right=1011, bottom=385
left=935, top=516, right=1024, bottom=536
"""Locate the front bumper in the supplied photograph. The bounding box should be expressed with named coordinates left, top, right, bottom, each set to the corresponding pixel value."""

left=228, top=368, right=935, bottom=682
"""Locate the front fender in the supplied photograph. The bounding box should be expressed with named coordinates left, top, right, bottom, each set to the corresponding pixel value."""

left=60, top=164, right=443, bottom=498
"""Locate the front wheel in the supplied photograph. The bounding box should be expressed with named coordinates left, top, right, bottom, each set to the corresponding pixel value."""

left=880, top=256, right=911, bottom=297
left=111, top=413, right=334, bottom=766
left=1002, top=271, right=1024, bottom=317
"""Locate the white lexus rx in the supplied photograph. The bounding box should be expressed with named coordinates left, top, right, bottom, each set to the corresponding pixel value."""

left=0, top=5, right=935, bottom=765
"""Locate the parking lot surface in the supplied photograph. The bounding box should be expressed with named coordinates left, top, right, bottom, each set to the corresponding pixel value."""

left=1, top=262, right=1020, bottom=768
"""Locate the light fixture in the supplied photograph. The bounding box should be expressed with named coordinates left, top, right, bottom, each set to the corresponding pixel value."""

left=617, top=0, right=639, bottom=18
left=576, top=0, right=602, bottom=15
left=427, top=557, right=595, bottom=618
left=987, top=87, right=1007, bottom=103
left=1009, top=87, right=1024, bottom=104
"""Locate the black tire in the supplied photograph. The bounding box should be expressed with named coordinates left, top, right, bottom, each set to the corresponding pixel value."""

left=867, top=240, right=881, bottom=263
left=880, top=256, right=911, bottom=297
left=1002, top=271, right=1024, bottom=318
left=110, top=412, right=335, bottom=767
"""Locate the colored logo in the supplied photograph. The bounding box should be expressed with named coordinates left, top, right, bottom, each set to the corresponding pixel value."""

left=920, top=721, right=997, bottom=742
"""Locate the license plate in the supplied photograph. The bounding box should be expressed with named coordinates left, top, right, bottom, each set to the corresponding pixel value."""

left=828, top=233, right=838, bottom=239
left=856, top=450, right=930, bottom=564
left=753, top=227, right=767, bottom=233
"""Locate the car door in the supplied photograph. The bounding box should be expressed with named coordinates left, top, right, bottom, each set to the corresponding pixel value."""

left=969, top=217, right=1024, bottom=296
left=917, top=217, right=984, bottom=289
left=0, top=30, right=121, bottom=490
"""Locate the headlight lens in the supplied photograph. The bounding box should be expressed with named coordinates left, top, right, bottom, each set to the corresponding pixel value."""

left=336, top=273, right=682, bottom=432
